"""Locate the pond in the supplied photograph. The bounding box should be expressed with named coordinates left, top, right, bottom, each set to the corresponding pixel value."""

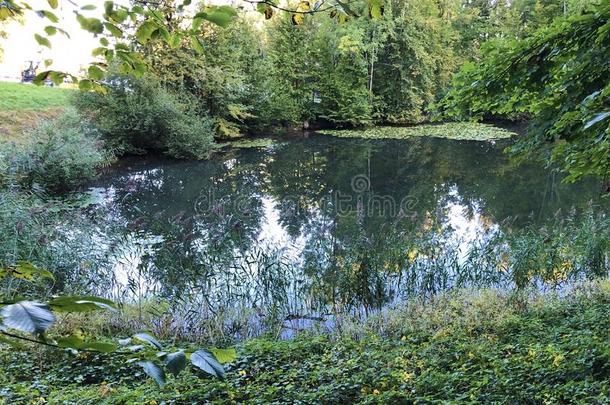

left=86, top=132, right=608, bottom=338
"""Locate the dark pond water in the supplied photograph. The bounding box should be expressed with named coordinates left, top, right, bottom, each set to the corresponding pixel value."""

left=87, top=133, right=607, bottom=337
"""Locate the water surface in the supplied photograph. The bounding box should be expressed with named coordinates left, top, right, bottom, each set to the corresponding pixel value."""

left=87, top=134, right=607, bottom=336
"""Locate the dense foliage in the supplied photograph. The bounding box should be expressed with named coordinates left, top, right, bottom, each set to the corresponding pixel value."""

left=74, top=73, right=215, bottom=159
left=2, top=283, right=610, bottom=403
left=439, top=2, right=610, bottom=183
left=0, top=110, right=112, bottom=192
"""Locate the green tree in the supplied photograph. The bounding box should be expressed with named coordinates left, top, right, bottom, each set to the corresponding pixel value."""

left=439, top=2, right=610, bottom=184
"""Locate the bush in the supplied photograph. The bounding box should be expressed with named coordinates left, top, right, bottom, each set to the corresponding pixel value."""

left=74, top=74, right=215, bottom=159
left=0, top=109, right=112, bottom=193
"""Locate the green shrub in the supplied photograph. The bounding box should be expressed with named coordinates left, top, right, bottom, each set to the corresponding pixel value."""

left=74, top=74, right=215, bottom=159
left=0, top=109, right=112, bottom=193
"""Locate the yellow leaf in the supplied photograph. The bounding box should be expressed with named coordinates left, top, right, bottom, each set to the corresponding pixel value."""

left=291, top=13, right=303, bottom=25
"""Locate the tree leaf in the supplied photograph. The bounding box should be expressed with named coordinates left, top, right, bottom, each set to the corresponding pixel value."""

left=44, top=25, right=57, bottom=36
left=138, top=361, right=166, bottom=387
left=165, top=350, right=187, bottom=376
left=75, top=14, right=104, bottom=34
left=38, top=10, right=59, bottom=23
left=47, top=0, right=58, bottom=9
left=195, top=6, right=237, bottom=28
left=190, top=36, right=204, bottom=54
left=0, top=262, right=54, bottom=281
left=133, top=332, right=162, bottom=350
left=1, top=301, right=55, bottom=335
left=264, top=6, right=274, bottom=20
left=368, top=0, right=384, bottom=19
left=291, top=14, right=303, bottom=25
left=190, top=349, right=225, bottom=379
left=210, top=347, right=237, bottom=364
left=104, top=22, right=123, bottom=38
left=167, top=34, right=181, bottom=49
left=79, top=79, right=93, bottom=91
left=34, top=34, right=51, bottom=48
left=88, top=65, right=105, bottom=80
left=48, top=71, right=64, bottom=85
left=48, top=296, right=116, bottom=312
left=135, top=20, right=159, bottom=44
left=56, top=334, right=84, bottom=349
left=80, top=341, right=117, bottom=353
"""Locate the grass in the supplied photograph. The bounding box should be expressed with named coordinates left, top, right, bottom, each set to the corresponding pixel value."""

left=0, top=81, right=73, bottom=142
left=0, top=82, right=73, bottom=111
left=1, top=281, right=610, bottom=403
left=318, top=122, right=516, bottom=141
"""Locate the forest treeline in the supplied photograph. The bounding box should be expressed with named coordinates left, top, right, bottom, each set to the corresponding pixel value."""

left=75, top=0, right=592, bottom=134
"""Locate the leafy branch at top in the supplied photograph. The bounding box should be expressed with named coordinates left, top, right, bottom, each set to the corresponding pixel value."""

left=0, top=0, right=385, bottom=90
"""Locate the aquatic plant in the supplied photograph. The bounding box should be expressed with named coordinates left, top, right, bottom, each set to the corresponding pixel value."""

left=318, top=122, right=516, bottom=141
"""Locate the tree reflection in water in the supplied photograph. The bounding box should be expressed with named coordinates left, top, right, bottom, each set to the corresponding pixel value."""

left=86, top=135, right=608, bottom=338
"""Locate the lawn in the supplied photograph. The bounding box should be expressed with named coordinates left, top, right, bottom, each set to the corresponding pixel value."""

left=0, top=81, right=73, bottom=111
left=0, top=81, right=73, bottom=142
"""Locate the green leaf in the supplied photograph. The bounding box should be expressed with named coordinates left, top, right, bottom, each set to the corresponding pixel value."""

left=48, top=71, right=64, bottom=85
left=47, top=0, right=58, bottom=9
left=167, top=34, right=181, bottom=49
left=194, top=6, right=237, bottom=28
left=44, top=26, right=57, bottom=36
left=0, top=262, right=54, bottom=281
left=190, top=36, right=204, bottom=54
left=39, top=10, right=59, bottom=23
left=104, top=1, right=114, bottom=15
left=88, top=65, right=105, bottom=80
left=34, top=34, right=51, bottom=48
left=104, top=22, right=123, bottom=37
left=138, top=361, right=166, bottom=387
left=165, top=351, right=187, bottom=376
left=57, top=335, right=84, bottom=349
left=368, top=0, right=383, bottom=19
left=99, top=37, right=109, bottom=46
left=210, top=347, right=237, bottom=364
left=33, top=71, right=49, bottom=85
left=80, top=341, right=117, bottom=353
left=133, top=332, right=162, bottom=350
left=1, top=301, right=55, bottom=335
left=48, top=296, right=116, bottom=312
left=135, top=20, right=159, bottom=44
left=81, top=5, right=97, bottom=11
left=76, top=14, right=104, bottom=34
left=78, top=79, right=93, bottom=91
left=190, top=349, right=225, bottom=379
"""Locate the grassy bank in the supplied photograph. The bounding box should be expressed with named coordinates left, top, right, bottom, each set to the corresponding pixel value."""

left=0, top=82, right=73, bottom=142
left=0, top=82, right=73, bottom=111
left=1, top=282, right=609, bottom=404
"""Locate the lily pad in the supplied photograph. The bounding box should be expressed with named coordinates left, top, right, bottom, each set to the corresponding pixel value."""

left=317, top=122, right=516, bottom=141
left=215, top=138, right=278, bottom=149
